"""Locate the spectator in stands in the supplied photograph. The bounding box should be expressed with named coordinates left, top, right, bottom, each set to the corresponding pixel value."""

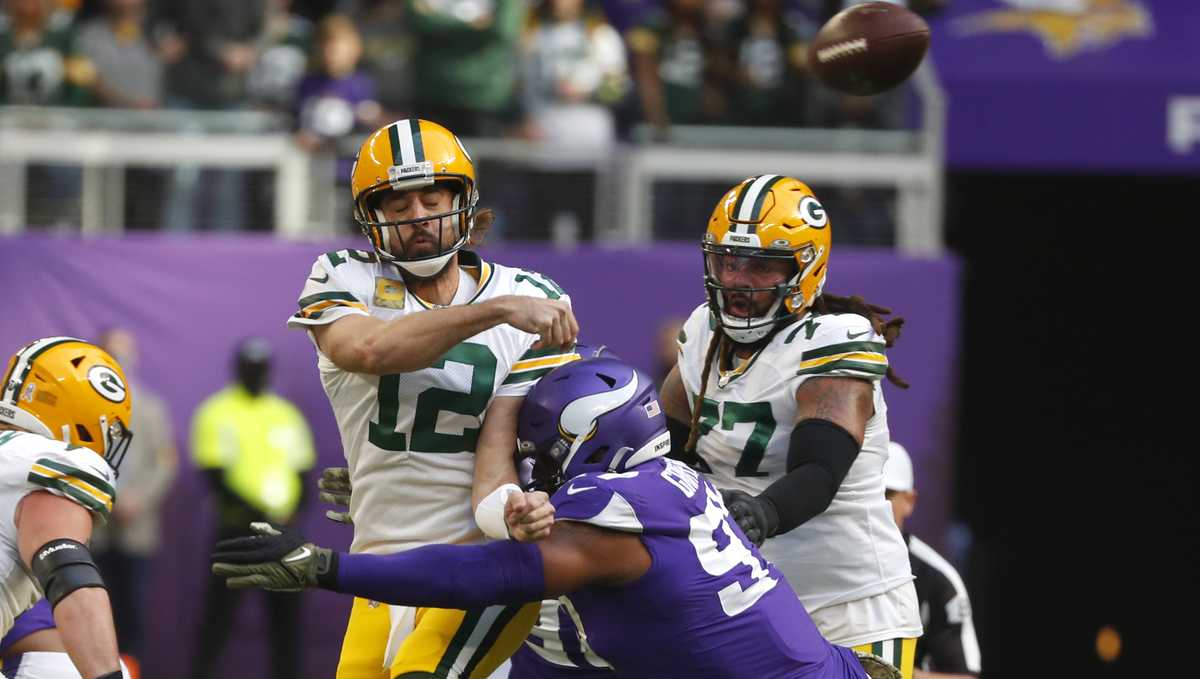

left=188, top=338, right=315, bottom=679
left=338, top=0, right=411, bottom=117
left=522, top=0, right=628, bottom=149
left=74, top=0, right=162, bottom=110
left=293, top=13, right=380, bottom=229
left=90, top=327, right=178, bottom=661
left=723, top=0, right=814, bottom=127
left=517, top=0, right=629, bottom=239
left=294, top=14, right=379, bottom=154
left=247, top=0, right=311, bottom=113
left=626, top=0, right=726, bottom=138
left=0, top=0, right=94, bottom=105
left=884, top=441, right=982, bottom=678
left=0, top=0, right=94, bottom=227
left=406, top=0, right=526, bottom=136
left=160, top=0, right=266, bottom=232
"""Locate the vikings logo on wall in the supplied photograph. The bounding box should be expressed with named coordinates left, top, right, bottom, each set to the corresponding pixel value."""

left=953, top=0, right=1152, bottom=58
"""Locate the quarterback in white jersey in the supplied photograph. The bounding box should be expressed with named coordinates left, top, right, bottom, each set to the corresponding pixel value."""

left=287, top=119, right=577, bottom=679
left=660, top=176, right=922, bottom=677
left=0, top=337, right=132, bottom=679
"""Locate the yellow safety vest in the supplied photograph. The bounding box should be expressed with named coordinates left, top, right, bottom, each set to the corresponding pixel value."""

left=191, top=386, right=315, bottom=522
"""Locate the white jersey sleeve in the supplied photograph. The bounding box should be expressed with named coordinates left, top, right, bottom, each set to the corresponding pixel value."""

left=789, top=312, right=889, bottom=384
left=287, top=249, right=374, bottom=334
left=0, top=431, right=116, bottom=523
left=495, top=269, right=577, bottom=399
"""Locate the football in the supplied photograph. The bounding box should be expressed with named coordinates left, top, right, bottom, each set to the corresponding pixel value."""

left=808, top=2, right=931, bottom=97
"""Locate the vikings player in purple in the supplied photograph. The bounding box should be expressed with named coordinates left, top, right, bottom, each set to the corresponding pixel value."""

left=211, top=358, right=894, bottom=679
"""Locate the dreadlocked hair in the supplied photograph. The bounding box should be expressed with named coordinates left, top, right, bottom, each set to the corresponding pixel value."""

left=814, top=293, right=908, bottom=388
left=684, top=326, right=725, bottom=456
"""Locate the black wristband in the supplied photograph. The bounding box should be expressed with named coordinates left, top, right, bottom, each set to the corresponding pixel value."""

left=314, top=549, right=339, bottom=589
left=95, top=672, right=122, bottom=679
left=30, top=538, right=106, bottom=609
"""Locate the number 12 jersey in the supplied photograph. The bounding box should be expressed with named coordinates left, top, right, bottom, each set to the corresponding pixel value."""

left=287, top=249, right=577, bottom=555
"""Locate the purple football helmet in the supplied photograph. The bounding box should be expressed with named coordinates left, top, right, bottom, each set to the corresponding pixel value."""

left=517, top=357, right=670, bottom=491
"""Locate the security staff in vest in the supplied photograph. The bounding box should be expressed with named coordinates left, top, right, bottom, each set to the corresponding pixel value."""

left=883, top=442, right=981, bottom=679
left=189, top=338, right=316, bottom=679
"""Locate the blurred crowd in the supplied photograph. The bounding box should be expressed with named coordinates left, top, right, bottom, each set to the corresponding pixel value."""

left=0, top=0, right=943, bottom=237
left=0, top=0, right=946, bottom=140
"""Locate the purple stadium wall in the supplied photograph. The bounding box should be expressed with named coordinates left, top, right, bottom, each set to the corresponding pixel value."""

left=0, top=235, right=960, bottom=677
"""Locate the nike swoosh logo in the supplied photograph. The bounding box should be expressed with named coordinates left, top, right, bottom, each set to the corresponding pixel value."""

left=309, top=273, right=330, bottom=283
left=283, top=546, right=312, bottom=563
left=566, top=485, right=596, bottom=495
left=846, top=329, right=871, bottom=339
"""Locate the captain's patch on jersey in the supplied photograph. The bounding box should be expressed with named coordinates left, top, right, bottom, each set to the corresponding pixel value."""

left=374, top=277, right=407, bottom=309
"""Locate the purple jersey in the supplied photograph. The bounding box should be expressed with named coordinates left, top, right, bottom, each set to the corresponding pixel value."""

left=549, top=458, right=866, bottom=679
left=0, top=600, right=54, bottom=656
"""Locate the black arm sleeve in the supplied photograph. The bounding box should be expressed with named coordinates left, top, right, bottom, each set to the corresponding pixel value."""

left=758, top=418, right=860, bottom=535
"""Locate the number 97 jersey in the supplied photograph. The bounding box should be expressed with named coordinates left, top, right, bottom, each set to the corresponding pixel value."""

left=287, top=249, right=579, bottom=555
left=675, top=303, right=914, bottom=621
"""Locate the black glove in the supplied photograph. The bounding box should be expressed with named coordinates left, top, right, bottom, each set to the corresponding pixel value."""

left=719, top=489, right=780, bottom=548
left=210, top=522, right=335, bottom=592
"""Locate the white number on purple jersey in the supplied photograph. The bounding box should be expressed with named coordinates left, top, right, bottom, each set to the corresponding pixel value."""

left=688, top=482, right=779, bottom=616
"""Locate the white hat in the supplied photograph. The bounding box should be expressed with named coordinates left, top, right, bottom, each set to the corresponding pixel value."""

left=883, top=441, right=914, bottom=492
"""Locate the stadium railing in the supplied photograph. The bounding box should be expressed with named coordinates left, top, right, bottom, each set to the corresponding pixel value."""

left=0, top=63, right=945, bottom=253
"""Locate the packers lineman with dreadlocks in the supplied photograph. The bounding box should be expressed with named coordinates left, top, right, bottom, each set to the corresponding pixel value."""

left=287, top=119, right=580, bottom=679
left=659, top=176, right=923, bottom=678
left=0, top=338, right=133, bottom=679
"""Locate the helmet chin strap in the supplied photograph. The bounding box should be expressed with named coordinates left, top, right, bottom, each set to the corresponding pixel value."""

left=395, top=251, right=457, bottom=278
left=372, top=192, right=472, bottom=279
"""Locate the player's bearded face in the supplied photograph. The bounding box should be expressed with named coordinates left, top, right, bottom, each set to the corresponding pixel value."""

left=379, top=186, right=458, bottom=258
left=707, top=252, right=795, bottom=318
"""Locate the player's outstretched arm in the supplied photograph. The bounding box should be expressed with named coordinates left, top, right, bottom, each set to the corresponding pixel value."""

left=16, top=491, right=121, bottom=679
left=312, top=294, right=577, bottom=375
left=211, top=520, right=648, bottom=607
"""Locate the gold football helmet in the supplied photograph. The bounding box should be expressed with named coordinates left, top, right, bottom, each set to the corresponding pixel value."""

left=350, top=118, right=478, bottom=278
left=0, top=337, right=134, bottom=471
left=703, top=175, right=831, bottom=343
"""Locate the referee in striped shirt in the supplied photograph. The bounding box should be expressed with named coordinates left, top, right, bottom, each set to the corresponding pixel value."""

left=884, top=442, right=982, bottom=679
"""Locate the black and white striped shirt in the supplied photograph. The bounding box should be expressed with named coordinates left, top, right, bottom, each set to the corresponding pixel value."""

left=907, top=533, right=982, bottom=675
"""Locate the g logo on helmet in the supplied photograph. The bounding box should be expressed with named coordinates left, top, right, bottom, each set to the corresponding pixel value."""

left=87, top=366, right=127, bottom=403
left=799, top=196, right=828, bottom=229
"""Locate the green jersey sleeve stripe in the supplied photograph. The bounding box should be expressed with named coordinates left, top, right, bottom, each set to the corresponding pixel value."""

left=297, top=291, right=360, bottom=308
left=27, top=473, right=109, bottom=518
left=796, top=360, right=889, bottom=377
left=502, top=366, right=555, bottom=385
left=801, top=340, right=886, bottom=362
left=515, top=273, right=564, bottom=300
left=516, top=342, right=578, bottom=362
left=35, top=458, right=115, bottom=498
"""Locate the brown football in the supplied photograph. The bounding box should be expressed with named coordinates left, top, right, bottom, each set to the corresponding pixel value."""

left=808, top=2, right=930, bottom=96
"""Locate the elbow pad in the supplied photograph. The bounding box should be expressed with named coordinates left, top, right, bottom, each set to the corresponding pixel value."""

left=30, top=539, right=107, bottom=609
